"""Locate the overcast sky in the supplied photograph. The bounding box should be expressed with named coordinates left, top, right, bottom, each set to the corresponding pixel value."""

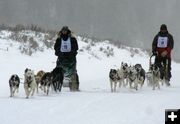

left=0, top=0, right=179, bottom=60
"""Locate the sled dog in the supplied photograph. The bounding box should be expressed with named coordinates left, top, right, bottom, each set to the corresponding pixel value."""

left=120, top=62, right=129, bottom=86
left=24, top=68, right=37, bottom=98
left=9, top=74, right=20, bottom=97
left=51, top=67, right=63, bottom=92
left=150, top=64, right=161, bottom=90
left=128, top=66, right=138, bottom=90
left=35, top=70, right=45, bottom=93
left=135, top=64, right=146, bottom=88
left=109, top=69, right=120, bottom=92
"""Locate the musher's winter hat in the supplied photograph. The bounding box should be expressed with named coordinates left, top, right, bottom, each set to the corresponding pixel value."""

left=61, top=26, right=70, bottom=32
left=160, top=24, right=167, bottom=30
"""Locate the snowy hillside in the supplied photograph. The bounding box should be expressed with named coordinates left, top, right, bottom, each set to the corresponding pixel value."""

left=0, top=30, right=180, bottom=124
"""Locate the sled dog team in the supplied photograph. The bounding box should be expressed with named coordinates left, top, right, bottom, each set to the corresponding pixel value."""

left=9, top=67, right=63, bottom=98
left=9, top=62, right=169, bottom=98
left=109, top=62, right=168, bottom=92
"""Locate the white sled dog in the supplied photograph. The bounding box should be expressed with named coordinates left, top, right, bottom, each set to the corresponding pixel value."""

left=24, top=68, right=37, bottom=98
left=128, top=66, right=138, bottom=90
left=9, top=74, right=20, bottom=97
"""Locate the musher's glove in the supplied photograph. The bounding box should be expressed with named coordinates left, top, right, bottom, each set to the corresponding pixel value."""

left=152, top=51, right=157, bottom=56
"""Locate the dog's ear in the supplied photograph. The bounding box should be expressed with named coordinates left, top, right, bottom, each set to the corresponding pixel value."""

left=15, top=75, right=19, bottom=80
left=124, top=63, right=127, bottom=67
left=11, top=75, right=14, bottom=79
left=25, top=68, right=28, bottom=73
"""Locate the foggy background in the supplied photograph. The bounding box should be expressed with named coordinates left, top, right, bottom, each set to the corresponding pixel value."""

left=0, top=0, right=179, bottom=61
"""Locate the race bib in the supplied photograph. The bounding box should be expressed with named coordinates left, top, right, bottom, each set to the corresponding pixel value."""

left=60, top=38, right=71, bottom=52
left=157, top=36, right=168, bottom=48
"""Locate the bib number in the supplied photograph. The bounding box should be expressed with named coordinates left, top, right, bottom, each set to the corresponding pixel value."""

left=60, top=38, right=71, bottom=52
left=157, top=36, right=168, bottom=48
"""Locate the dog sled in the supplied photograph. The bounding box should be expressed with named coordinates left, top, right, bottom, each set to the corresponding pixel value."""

left=56, top=58, right=79, bottom=91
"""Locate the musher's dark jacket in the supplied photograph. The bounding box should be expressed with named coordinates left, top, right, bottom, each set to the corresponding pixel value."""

left=152, top=31, right=174, bottom=58
left=54, top=36, right=78, bottom=58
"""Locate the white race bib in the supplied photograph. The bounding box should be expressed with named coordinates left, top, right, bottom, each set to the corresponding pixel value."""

left=157, top=36, right=168, bottom=48
left=60, top=38, right=71, bottom=52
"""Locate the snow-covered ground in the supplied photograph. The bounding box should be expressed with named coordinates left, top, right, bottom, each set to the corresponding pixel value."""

left=0, top=31, right=180, bottom=124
